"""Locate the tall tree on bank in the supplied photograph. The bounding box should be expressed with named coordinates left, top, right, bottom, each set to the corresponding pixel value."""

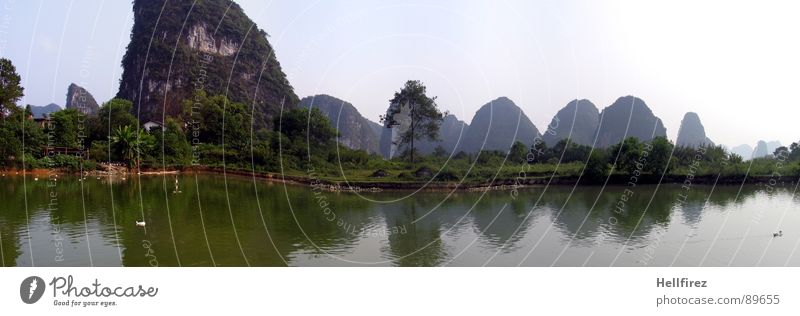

left=0, top=58, right=24, bottom=119
left=111, top=125, right=154, bottom=170
left=380, top=80, right=445, bottom=163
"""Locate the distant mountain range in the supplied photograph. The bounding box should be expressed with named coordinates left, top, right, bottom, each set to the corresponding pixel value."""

left=311, top=93, right=748, bottom=159
left=27, top=103, right=62, bottom=118
left=730, top=144, right=754, bottom=159
left=25, top=83, right=99, bottom=118
left=730, top=140, right=782, bottom=159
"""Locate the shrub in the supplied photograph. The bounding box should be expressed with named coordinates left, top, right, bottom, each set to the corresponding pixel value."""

left=583, top=151, right=609, bottom=183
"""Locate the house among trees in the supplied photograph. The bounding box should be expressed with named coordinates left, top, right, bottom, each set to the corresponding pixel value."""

left=26, top=112, right=50, bottom=128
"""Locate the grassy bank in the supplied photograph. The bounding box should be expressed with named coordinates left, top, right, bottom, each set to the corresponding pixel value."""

left=4, top=158, right=797, bottom=192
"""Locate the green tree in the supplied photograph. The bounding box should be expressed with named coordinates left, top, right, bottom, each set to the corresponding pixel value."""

left=0, top=106, right=24, bottom=166
left=0, top=58, right=24, bottom=119
left=608, top=137, right=644, bottom=174
left=703, top=144, right=729, bottom=174
left=1, top=106, right=46, bottom=159
left=88, top=98, right=138, bottom=143
left=112, top=125, right=136, bottom=168
left=508, top=141, right=528, bottom=164
left=380, top=80, right=445, bottom=163
left=250, top=129, right=279, bottom=171
left=183, top=91, right=221, bottom=144
left=432, top=145, right=447, bottom=158
left=646, top=136, right=674, bottom=175
left=0, top=125, right=21, bottom=167
left=547, top=139, right=593, bottom=163
left=789, top=142, right=800, bottom=161
left=181, top=92, right=260, bottom=164
left=111, top=125, right=154, bottom=169
left=50, top=108, right=83, bottom=148
left=152, top=118, right=191, bottom=166
left=275, top=107, right=338, bottom=153
left=728, top=153, right=743, bottom=164
left=774, top=146, right=789, bottom=158
left=270, top=107, right=338, bottom=170
left=583, top=151, right=609, bottom=183
left=182, top=92, right=252, bottom=147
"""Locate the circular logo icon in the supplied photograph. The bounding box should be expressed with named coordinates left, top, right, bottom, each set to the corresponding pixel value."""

left=20, top=276, right=45, bottom=304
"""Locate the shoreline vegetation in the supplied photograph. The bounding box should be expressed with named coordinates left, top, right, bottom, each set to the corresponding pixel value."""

left=2, top=164, right=796, bottom=192
left=1, top=60, right=799, bottom=191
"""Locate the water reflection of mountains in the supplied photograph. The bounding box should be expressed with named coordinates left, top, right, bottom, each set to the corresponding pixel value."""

left=368, top=184, right=764, bottom=261
left=0, top=176, right=775, bottom=266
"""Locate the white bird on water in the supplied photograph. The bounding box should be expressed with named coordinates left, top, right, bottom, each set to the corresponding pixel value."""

left=136, top=221, right=146, bottom=227
left=173, top=176, right=181, bottom=193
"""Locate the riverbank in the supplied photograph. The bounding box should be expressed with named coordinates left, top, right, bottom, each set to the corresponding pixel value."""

left=2, top=165, right=795, bottom=192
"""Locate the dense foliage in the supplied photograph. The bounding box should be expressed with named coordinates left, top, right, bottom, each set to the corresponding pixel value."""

left=0, top=58, right=24, bottom=119
left=0, top=56, right=798, bottom=184
left=381, top=80, right=445, bottom=163
left=117, top=0, right=298, bottom=127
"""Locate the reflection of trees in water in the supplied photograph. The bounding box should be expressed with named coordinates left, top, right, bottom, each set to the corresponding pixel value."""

left=383, top=199, right=447, bottom=266
left=468, top=190, right=537, bottom=252
left=119, top=177, right=379, bottom=266
left=382, top=190, right=546, bottom=260
left=376, top=184, right=770, bottom=265
left=674, top=185, right=761, bottom=228
left=281, top=186, right=375, bottom=255
left=614, top=186, right=673, bottom=241
left=0, top=176, right=129, bottom=266
left=546, top=185, right=700, bottom=245
left=679, top=201, right=704, bottom=227
left=677, top=187, right=709, bottom=226
left=115, top=176, right=228, bottom=267
left=0, top=179, right=24, bottom=266
left=0, top=174, right=784, bottom=267
left=703, top=185, right=759, bottom=210
left=545, top=186, right=612, bottom=245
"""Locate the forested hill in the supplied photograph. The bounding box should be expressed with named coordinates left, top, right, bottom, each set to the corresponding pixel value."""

left=117, top=0, right=298, bottom=128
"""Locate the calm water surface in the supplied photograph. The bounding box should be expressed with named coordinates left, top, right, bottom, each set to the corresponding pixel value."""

left=1, top=174, right=798, bottom=266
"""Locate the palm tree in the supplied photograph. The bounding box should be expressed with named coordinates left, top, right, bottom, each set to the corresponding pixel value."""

left=111, top=125, right=153, bottom=170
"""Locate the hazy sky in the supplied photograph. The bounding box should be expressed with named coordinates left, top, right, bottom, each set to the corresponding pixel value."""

left=2, top=0, right=799, bottom=148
